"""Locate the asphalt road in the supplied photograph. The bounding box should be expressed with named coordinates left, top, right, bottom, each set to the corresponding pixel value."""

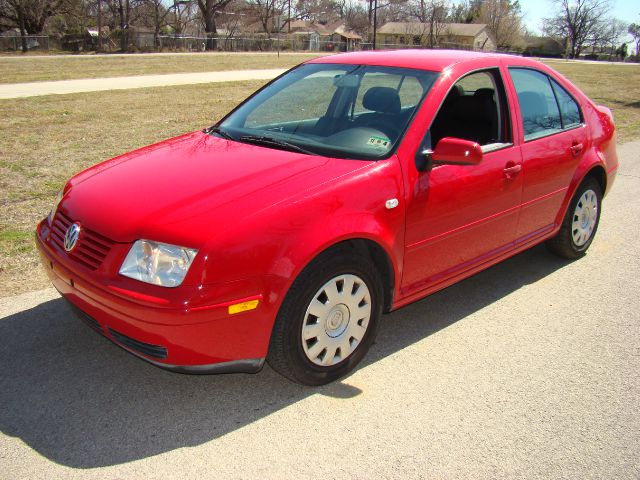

left=1, top=141, right=638, bottom=479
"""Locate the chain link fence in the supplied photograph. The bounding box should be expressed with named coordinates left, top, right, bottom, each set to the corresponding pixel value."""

left=0, top=33, right=544, bottom=58
left=0, top=33, right=364, bottom=53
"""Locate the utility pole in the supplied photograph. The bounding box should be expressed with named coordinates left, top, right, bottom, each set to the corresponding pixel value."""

left=97, top=0, right=103, bottom=52
left=372, top=0, right=378, bottom=50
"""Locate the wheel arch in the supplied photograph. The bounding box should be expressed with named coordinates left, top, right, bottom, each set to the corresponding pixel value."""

left=584, top=164, right=607, bottom=196
left=326, top=238, right=396, bottom=313
left=555, top=156, right=607, bottom=228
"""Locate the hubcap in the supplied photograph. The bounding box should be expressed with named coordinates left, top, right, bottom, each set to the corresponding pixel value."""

left=301, top=274, right=372, bottom=367
left=572, top=189, right=598, bottom=247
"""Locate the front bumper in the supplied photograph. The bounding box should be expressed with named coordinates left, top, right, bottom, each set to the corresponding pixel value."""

left=36, top=220, right=272, bottom=374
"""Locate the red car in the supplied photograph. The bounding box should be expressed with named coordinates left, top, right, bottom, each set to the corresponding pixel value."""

left=36, top=50, right=618, bottom=385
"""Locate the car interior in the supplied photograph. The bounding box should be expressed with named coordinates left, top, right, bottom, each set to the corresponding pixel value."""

left=429, top=71, right=507, bottom=150
left=223, top=67, right=513, bottom=160
left=225, top=65, right=440, bottom=159
left=324, top=70, right=510, bottom=156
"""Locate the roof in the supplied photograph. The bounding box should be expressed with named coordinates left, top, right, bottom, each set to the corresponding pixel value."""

left=334, top=25, right=362, bottom=40
left=378, top=22, right=488, bottom=38
left=307, top=49, right=532, bottom=72
left=288, top=20, right=334, bottom=36
left=339, top=31, right=362, bottom=40
left=288, top=21, right=361, bottom=39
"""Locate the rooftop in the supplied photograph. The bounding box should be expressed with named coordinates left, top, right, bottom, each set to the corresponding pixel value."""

left=308, top=49, right=522, bottom=72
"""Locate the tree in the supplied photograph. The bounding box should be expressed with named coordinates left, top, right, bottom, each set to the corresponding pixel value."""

left=478, top=0, right=523, bottom=49
left=294, top=0, right=340, bottom=24
left=409, top=0, right=447, bottom=48
left=364, top=0, right=409, bottom=46
left=105, top=0, right=143, bottom=50
left=616, top=42, right=627, bottom=61
left=543, top=0, right=611, bottom=58
left=598, top=18, right=626, bottom=57
left=0, top=0, right=63, bottom=51
left=195, top=0, right=233, bottom=49
left=336, top=0, right=368, bottom=33
left=248, top=0, right=286, bottom=36
left=629, top=23, right=640, bottom=61
left=170, top=0, right=197, bottom=37
left=449, top=0, right=481, bottom=23
left=140, top=0, right=172, bottom=47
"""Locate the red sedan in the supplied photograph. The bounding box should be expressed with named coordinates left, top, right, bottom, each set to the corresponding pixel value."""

left=36, top=50, right=618, bottom=385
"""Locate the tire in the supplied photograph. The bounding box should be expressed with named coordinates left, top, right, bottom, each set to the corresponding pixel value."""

left=267, top=248, right=384, bottom=386
left=546, top=177, right=602, bottom=259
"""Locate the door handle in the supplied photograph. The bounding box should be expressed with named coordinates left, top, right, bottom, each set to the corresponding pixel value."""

left=503, top=163, right=522, bottom=177
left=570, top=143, right=584, bottom=156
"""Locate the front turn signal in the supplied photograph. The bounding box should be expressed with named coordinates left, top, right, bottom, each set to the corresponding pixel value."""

left=228, top=299, right=260, bottom=315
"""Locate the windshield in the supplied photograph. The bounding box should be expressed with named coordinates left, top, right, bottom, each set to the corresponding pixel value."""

left=216, top=63, right=439, bottom=160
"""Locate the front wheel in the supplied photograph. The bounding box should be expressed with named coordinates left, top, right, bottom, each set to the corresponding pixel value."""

left=546, top=177, right=602, bottom=259
left=267, top=249, right=383, bottom=385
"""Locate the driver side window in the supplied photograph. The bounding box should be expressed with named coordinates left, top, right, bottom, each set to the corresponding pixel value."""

left=428, top=69, right=511, bottom=150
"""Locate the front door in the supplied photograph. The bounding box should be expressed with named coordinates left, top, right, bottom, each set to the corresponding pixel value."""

left=402, top=68, right=523, bottom=295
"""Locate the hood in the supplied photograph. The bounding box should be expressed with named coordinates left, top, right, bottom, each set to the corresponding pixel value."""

left=61, top=131, right=369, bottom=246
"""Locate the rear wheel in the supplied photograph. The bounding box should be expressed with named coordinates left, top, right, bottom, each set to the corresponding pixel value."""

left=267, top=249, right=383, bottom=385
left=546, top=177, right=602, bottom=259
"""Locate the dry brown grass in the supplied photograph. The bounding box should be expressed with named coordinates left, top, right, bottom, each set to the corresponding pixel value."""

left=542, top=61, right=640, bottom=143
left=0, top=52, right=326, bottom=84
left=0, top=80, right=265, bottom=295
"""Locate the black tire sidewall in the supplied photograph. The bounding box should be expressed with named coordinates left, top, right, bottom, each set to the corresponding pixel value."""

left=278, top=252, right=383, bottom=385
left=567, top=179, right=602, bottom=255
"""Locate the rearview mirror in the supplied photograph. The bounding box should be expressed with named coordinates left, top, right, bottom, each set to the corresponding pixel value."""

left=423, top=137, right=483, bottom=167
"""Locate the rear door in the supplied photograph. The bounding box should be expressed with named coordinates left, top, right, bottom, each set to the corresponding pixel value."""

left=506, top=67, right=588, bottom=241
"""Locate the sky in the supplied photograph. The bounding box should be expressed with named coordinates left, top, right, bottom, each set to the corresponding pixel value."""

left=520, top=0, right=640, bottom=43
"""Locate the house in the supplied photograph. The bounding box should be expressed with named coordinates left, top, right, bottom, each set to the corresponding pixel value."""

left=523, top=35, right=564, bottom=57
left=288, top=20, right=361, bottom=51
left=377, top=22, right=496, bottom=51
left=333, top=24, right=362, bottom=51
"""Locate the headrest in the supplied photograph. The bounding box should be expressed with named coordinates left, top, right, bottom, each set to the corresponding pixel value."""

left=473, top=88, right=496, bottom=102
left=450, top=84, right=465, bottom=97
left=362, top=87, right=401, bottom=115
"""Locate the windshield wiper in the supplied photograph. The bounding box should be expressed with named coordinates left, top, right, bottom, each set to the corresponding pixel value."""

left=205, top=126, right=235, bottom=141
left=239, top=135, right=317, bottom=156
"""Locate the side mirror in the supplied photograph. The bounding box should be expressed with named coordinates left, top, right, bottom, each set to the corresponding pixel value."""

left=423, top=137, right=483, bottom=167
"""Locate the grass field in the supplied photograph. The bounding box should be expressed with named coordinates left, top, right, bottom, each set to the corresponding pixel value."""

left=0, top=52, right=326, bottom=84
left=0, top=59, right=638, bottom=296
left=0, top=80, right=266, bottom=294
left=548, top=62, right=640, bottom=143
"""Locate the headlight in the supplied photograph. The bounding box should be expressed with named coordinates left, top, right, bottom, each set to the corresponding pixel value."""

left=48, top=190, right=64, bottom=225
left=119, top=240, right=198, bottom=287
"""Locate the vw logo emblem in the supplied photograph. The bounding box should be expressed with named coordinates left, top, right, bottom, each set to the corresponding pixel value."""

left=64, top=223, right=81, bottom=252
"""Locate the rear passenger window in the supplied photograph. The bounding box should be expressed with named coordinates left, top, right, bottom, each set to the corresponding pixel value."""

left=551, top=79, right=582, bottom=128
left=509, top=68, right=562, bottom=141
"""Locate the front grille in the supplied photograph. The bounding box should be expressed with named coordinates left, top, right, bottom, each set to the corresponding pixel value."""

left=50, top=211, right=114, bottom=270
left=108, top=328, right=168, bottom=359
